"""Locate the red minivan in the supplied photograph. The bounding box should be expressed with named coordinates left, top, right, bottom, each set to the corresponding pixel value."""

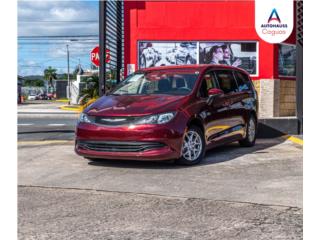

left=75, top=65, right=258, bottom=165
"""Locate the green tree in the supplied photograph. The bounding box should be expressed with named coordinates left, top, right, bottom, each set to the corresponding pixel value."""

left=79, top=75, right=99, bottom=104
left=24, top=79, right=44, bottom=87
left=44, top=66, right=57, bottom=87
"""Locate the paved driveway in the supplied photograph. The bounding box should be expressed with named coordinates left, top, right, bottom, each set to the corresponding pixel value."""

left=18, top=138, right=303, bottom=239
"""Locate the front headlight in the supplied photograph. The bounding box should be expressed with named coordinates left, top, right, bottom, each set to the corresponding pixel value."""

left=135, top=112, right=176, bottom=125
left=78, top=113, right=93, bottom=123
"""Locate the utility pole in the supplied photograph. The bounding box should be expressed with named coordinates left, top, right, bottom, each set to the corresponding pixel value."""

left=296, top=0, right=303, bottom=134
left=67, top=44, right=71, bottom=105
left=99, top=0, right=106, bottom=96
left=116, top=0, right=122, bottom=84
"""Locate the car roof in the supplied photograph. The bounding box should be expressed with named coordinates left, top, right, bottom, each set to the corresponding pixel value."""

left=139, top=64, right=249, bottom=75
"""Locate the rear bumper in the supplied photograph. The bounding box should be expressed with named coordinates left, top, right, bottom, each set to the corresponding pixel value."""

left=75, top=115, right=187, bottom=161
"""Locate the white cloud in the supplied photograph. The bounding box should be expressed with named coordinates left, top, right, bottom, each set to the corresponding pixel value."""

left=18, top=0, right=98, bottom=36
left=50, top=8, right=79, bottom=20
left=18, top=22, right=98, bottom=36
left=47, top=40, right=97, bottom=60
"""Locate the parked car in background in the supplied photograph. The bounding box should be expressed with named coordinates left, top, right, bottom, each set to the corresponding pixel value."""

left=75, top=64, right=258, bottom=165
left=27, top=94, right=37, bottom=100
left=46, top=93, right=53, bottom=100
left=35, top=93, right=49, bottom=100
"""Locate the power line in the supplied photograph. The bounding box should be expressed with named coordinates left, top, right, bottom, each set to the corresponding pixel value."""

left=18, top=35, right=99, bottom=38
left=19, top=20, right=98, bottom=23
left=19, top=41, right=98, bottom=43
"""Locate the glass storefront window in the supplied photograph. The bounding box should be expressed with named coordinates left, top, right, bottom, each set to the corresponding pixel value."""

left=138, top=41, right=258, bottom=76
left=199, top=42, right=257, bottom=75
left=278, top=44, right=296, bottom=77
left=138, top=42, right=197, bottom=69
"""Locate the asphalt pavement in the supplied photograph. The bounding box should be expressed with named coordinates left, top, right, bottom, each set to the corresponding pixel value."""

left=19, top=186, right=302, bottom=240
left=18, top=101, right=78, bottom=141
left=18, top=101, right=303, bottom=239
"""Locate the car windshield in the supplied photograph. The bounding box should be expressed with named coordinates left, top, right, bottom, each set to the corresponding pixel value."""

left=111, top=70, right=199, bottom=96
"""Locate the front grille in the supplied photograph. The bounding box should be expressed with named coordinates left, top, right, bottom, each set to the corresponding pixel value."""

left=77, top=140, right=166, bottom=152
left=94, top=116, right=139, bottom=126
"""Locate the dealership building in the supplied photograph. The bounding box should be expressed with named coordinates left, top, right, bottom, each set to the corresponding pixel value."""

left=102, top=0, right=302, bottom=134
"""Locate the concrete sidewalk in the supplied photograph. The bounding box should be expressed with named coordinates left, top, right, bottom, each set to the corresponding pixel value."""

left=18, top=102, right=79, bottom=115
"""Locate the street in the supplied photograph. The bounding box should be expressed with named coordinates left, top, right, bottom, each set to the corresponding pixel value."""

left=18, top=101, right=78, bottom=141
left=18, top=102, right=303, bottom=239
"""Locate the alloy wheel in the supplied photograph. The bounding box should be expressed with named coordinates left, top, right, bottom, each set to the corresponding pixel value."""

left=182, top=130, right=203, bottom=161
left=248, top=118, right=256, bottom=142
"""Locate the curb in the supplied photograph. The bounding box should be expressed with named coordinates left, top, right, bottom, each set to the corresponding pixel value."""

left=59, top=99, right=97, bottom=113
left=55, top=99, right=70, bottom=103
left=60, top=105, right=83, bottom=112
left=282, top=135, right=303, bottom=146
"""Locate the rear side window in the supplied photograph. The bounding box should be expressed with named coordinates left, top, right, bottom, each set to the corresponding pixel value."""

left=234, top=71, right=252, bottom=92
left=199, top=72, right=217, bottom=98
left=214, top=70, right=238, bottom=94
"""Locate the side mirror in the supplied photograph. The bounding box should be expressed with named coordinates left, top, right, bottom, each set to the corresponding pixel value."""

left=207, top=88, right=224, bottom=105
left=208, top=88, right=224, bottom=96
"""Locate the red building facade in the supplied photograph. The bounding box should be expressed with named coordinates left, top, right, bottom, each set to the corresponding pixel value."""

left=123, top=1, right=297, bottom=118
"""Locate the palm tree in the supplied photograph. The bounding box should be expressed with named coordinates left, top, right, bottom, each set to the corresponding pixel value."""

left=44, top=66, right=57, bottom=88
left=79, top=75, right=99, bottom=104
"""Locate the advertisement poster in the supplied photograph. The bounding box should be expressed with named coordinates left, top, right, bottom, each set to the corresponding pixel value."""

left=138, top=41, right=258, bottom=75
left=199, top=42, right=257, bottom=75
left=138, top=42, right=197, bottom=69
left=127, top=64, right=136, bottom=76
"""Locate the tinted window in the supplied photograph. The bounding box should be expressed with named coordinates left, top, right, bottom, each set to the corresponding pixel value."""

left=234, top=71, right=252, bottom=92
left=111, top=70, right=199, bottom=96
left=199, top=72, right=218, bottom=98
left=278, top=44, right=296, bottom=76
left=214, top=70, right=238, bottom=94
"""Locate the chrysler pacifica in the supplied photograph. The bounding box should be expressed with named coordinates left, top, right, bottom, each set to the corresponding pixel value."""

left=75, top=65, right=258, bottom=165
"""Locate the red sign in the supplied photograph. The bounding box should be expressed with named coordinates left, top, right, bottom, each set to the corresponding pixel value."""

left=90, top=46, right=110, bottom=67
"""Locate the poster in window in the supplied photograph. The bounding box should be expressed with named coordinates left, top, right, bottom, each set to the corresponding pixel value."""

left=199, top=42, right=257, bottom=75
left=278, top=44, right=296, bottom=77
left=138, top=42, right=197, bottom=69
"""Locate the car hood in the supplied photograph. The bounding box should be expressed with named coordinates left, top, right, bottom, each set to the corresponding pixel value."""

left=86, top=95, right=188, bottom=116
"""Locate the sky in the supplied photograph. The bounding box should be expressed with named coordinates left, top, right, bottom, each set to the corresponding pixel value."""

left=18, top=0, right=99, bottom=76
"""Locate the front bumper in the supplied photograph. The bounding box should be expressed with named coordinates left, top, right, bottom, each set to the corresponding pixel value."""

left=75, top=115, right=187, bottom=161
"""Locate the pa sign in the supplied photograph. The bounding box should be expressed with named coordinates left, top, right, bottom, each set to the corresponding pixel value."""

left=90, top=46, right=111, bottom=67
left=255, top=0, right=294, bottom=43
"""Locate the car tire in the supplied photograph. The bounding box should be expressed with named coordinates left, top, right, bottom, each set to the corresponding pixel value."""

left=239, top=114, right=257, bottom=147
left=175, top=126, right=205, bottom=166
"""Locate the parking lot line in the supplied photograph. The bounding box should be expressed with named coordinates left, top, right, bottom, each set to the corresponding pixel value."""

left=282, top=135, right=303, bottom=146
